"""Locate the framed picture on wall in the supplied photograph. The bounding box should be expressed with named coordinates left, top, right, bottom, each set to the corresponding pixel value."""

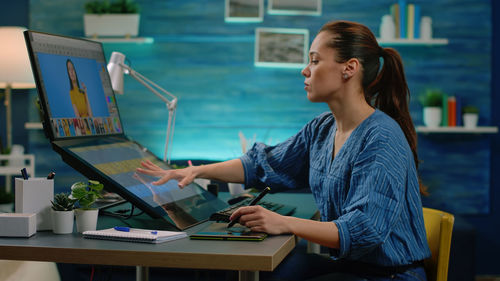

left=225, top=0, right=264, bottom=22
left=254, top=28, right=309, bottom=68
left=268, top=0, right=322, bottom=16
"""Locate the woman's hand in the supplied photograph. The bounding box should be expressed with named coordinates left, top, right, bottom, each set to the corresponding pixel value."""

left=229, top=205, right=292, bottom=235
left=136, top=160, right=197, bottom=188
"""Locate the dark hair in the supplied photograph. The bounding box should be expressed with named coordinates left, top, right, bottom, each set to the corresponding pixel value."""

left=320, top=21, right=426, bottom=194
left=66, top=59, right=81, bottom=90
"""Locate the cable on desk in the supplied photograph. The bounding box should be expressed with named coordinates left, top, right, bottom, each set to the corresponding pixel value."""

left=99, top=204, right=144, bottom=219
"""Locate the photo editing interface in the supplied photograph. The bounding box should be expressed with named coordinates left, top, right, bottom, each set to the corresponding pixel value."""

left=68, top=141, right=227, bottom=229
left=28, top=32, right=122, bottom=139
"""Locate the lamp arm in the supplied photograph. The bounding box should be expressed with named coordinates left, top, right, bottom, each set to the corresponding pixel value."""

left=118, top=63, right=177, bottom=164
left=119, top=63, right=177, bottom=110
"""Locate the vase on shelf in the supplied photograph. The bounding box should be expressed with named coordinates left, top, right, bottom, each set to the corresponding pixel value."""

left=463, top=113, right=479, bottom=129
left=423, top=107, right=442, bottom=128
left=380, top=15, right=396, bottom=40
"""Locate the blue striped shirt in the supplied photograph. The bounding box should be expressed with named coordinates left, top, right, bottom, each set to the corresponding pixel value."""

left=240, top=110, right=431, bottom=266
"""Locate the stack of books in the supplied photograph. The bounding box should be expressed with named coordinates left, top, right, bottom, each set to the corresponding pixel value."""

left=390, top=0, right=421, bottom=39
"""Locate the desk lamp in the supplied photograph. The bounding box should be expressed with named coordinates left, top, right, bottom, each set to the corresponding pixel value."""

left=107, top=52, right=177, bottom=164
left=0, top=27, right=36, bottom=149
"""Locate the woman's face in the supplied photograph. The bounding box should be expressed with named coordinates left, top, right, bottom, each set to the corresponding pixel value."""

left=301, top=31, right=345, bottom=103
left=67, top=61, right=77, bottom=82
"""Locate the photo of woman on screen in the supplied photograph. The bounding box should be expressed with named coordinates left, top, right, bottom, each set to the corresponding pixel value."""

left=66, top=59, right=93, bottom=118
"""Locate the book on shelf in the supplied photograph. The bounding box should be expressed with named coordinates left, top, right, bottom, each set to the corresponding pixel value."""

left=447, top=96, right=457, bottom=127
left=83, top=227, right=187, bottom=244
left=391, top=3, right=401, bottom=38
left=441, top=93, right=448, bottom=126
left=399, top=0, right=407, bottom=38
left=414, top=4, right=421, bottom=38
left=407, top=3, right=415, bottom=39
left=455, top=95, right=462, bottom=126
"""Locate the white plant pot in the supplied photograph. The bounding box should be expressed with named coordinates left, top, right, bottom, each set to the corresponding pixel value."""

left=84, top=14, right=140, bottom=37
left=423, top=107, right=442, bottom=128
left=51, top=210, right=74, bottom=234
left=463, top=113, right=479, bottom=129
left=75, top=209, right=99, bottom=233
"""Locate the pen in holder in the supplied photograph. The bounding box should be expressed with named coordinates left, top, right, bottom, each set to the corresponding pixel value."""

left=15, top=177, right=54, bottom=231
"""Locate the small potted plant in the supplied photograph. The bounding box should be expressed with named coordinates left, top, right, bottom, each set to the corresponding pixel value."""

left=462, top=105, right=479, bottom=128
left=70, top=180, right=104, bottom=232
left=51, top=192, right=76, bottom=234
left=419, top=89, right=443, bottom=128
left=0, top=189, right=14, bottom=213
left=83, top=0, right=141, bottom=38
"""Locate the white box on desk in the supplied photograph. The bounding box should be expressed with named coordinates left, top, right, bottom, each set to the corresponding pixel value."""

left=0, top=213, right=36, bottom=237
left=15, top=177, right=54, bottom=231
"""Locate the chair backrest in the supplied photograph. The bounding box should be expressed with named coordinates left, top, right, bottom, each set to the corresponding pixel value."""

left=422, top=207, right=455, bottom=281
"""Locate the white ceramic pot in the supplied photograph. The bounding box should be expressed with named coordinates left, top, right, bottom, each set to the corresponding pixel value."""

left=84, top=14, right=140, bottom=38
left=463, top=113, right=479, bottom=129
left=75, top=209, right=99, bottom=233
left=423, top=107, right=442, bottom=128
left=51, top=210, right=74, bottom=234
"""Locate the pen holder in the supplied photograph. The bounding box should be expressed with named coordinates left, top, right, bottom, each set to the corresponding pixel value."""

left=15, top=177, right=54, bottom=231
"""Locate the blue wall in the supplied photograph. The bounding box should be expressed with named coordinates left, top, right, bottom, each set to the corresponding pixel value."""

left=1, top=0, right=499, bottom=275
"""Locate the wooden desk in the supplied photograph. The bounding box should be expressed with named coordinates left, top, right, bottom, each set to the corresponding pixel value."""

left=0, top=192, right=318, bottom=281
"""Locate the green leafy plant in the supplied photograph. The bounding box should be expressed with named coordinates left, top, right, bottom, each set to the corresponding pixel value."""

left=85, top=0, right=140, bottom=14
left=51, top=192, right=76, bottom=211
left=0, top=190, right=14, bottom=204
left=70, top=180, right=104, bottom=209
left=419, top=89, right=443, bottom=107
left=462, top=105, right=479, bottom=114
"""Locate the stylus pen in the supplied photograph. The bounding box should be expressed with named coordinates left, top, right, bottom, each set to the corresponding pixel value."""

left=21, top=168, right=29, bottom=180
left=114, top=226, right=158, bottom=235
left=227, top=187, right=271, bottom=228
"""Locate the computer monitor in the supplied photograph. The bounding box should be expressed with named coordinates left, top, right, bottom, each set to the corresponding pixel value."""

left=24, top=30, right=228, bottom=230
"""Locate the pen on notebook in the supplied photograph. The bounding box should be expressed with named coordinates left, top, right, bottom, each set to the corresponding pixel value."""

left=47, top=171, right=56, bottom=179
left=227, top=187, right=271, bottom=228
left=114, top=226, right=158, bottom=235
left=21, top=168, right=29, bottom=180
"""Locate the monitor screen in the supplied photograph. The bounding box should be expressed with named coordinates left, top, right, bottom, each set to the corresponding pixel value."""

left=24, top=31, right=123, bottom=140
left=65, top=139, right=228, bottom=230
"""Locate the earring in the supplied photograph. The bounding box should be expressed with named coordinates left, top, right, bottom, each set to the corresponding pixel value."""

left=343, top=74, right=348, bottom=80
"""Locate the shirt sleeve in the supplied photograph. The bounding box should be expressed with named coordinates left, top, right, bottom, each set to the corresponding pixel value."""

left=239, top=114, right=328, bottom=190
left=332, top=136, right=409, bottom=260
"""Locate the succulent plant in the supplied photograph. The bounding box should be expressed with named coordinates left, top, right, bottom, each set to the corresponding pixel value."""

left=51, top=192, right=76, bottom=211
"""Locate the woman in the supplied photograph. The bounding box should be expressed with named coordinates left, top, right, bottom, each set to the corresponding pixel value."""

left=66, top=59, right=93, bottom=118
left=137, top=20, right=430, bottom=280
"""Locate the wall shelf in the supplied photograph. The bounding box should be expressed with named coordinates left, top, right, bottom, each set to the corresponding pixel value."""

left=416, top=126, right=498, bottom=134
left=377, top=38, right=449, bottom=46
left=86, top=37, right=154, bottom=44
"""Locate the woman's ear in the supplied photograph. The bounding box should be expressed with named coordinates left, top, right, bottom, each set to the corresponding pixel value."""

left=342, top=58, right=360, bottom=79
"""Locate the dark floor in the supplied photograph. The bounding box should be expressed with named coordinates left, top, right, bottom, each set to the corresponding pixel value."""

left=57, top=264, right=240, bottom=281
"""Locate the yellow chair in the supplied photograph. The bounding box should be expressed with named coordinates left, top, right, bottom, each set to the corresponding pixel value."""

left=422, top=207, right=455, bottom=281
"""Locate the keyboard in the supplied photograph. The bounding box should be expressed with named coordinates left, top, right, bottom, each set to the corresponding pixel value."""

left=209, top=198, right=296, bottom=222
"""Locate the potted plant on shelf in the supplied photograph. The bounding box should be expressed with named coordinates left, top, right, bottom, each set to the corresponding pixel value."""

left=462, top=105, right=479, bottom=129
left=84, top=0, right=140, bottom=38
left=0, top=189, right=14, bottom=213
left=419, top=89, right=443, bottom=128
left=51, top=192, right=76, bottom=234
left=70, top=180, right=103, bottom=232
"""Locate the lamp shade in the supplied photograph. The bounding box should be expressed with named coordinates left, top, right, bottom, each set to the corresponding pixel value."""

left=0, top=26, right=35, bottom=89
left=107, top=51, right=126, bottom=94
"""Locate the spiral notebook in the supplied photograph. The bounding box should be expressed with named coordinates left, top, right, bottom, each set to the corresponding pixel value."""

left=83, top=228, right=187, bottom=244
